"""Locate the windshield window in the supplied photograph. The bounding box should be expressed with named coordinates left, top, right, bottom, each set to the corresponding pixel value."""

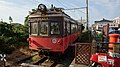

left=31, top=22, right=38, bottom=35
left=50, top=22, right=60, bottom=35
left=39, top=22, right=48, bottom=36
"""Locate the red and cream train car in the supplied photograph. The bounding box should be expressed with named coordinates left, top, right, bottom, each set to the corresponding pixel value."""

left=28, top=4, right=82, bottom=53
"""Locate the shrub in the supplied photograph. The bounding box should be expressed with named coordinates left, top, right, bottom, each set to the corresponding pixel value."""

left=0, top=21, right=29, bottom=54
left=79, top=30, right=92, bottom=43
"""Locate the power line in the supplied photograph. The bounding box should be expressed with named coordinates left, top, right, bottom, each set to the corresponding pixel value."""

left=32, top=0, right=40, bottom=3
left=78, top=10, right=86, bottom=14
left=56, top=0, right=68, bottom=8
left=33, top=0, right=86, bottom=19
left=56, top=0, right=86, bottom=14
left=64, top=7, right=86, bottom=10
left=64, top=7, right=86, bottom=14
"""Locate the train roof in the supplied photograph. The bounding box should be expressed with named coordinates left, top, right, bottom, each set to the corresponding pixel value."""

left=29, top=4, right=81, bottom=24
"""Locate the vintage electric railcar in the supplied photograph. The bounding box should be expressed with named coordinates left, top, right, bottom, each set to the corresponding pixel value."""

left=28, top=4, right=82, bottom=53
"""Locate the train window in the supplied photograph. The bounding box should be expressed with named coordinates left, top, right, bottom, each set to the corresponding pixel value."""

left=75, top=24, right=77, bottom=32
left=78, top=25, right=81, bottom=31
left=67, top=22, right=70, bottom=35
left=78, top=25, right=80, bottom=31
left=31, top=22, right=38, bottom=35
left=39, top=22, right=48, bottom=36
left=71, top=24, right=76, bottom=33
left=50, top=22, right=60, bottom=35
left=63, top=22, right=66, bottom=36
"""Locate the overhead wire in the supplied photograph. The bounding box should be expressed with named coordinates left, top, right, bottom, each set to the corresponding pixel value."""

left=55, top=0, right=84, bottom=17
left=32, top=0, right=40, bottom=4
left=33, top=0, right=86, bottom=20
left=56, top=0, right=68, bottom=8
left=64, top=7, right=86, bottom=10
left=64, top=7, right=86, bottom=14
left=58, top=0, right=86, bottom=19
left=66, top=0, right=86, bottom=13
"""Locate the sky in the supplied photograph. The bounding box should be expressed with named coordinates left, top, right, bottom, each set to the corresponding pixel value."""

left=0, top=0, right=120, bottom=26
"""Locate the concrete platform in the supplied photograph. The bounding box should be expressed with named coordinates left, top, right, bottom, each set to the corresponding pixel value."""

left=69, top=59, right=88, bottom=67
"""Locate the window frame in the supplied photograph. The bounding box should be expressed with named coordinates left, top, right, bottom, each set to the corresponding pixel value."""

left=67, top=22, right=71, bottom=35
left=30, top=21, right=38, bottom=36
left=50, top=22, right=61, bottom=35
left=39, top=21, right=49, bottom=36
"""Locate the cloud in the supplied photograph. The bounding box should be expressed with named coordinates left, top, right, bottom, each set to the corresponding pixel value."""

left=89, top=7, right=103, bottom=25
left=89, top=0, right=120, bottom=20
left=0, top=0, right=13, bottom=5
left=0, top=0, right=38, bottom=24
left=0, top=0, right=86, bottom=24
left=0, top=0, right=120, bottom=25
left=92, top=0, right=120, bottom=12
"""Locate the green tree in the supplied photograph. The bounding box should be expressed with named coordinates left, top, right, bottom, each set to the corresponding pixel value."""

left=79, top=30, right=92, bottom=43
left=24, top=15, right=29, bottom=26
left=0, top=20, right=29, bottom=54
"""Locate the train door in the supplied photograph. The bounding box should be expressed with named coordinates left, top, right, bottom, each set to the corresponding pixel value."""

left=65, top=21, right=71, bottom=46
left=63, top=21, right=67, bottom=50
left=63, top=21, right=71, bottom=50
left=67, top=22, right=71, bottom=45
left=71, top=23, right=75, bottom=42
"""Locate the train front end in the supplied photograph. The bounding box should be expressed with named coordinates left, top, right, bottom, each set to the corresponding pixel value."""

left=28, top=4, right=65, bottom=53
left=28, top=17, right=64, bottom=53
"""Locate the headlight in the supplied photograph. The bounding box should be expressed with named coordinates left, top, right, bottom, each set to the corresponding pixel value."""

left=51, top=38, right=57, bottom=44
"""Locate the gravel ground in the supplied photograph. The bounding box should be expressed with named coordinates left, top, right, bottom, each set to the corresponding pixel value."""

left=0, top=46, right=89, bottom=67
left=0, top=47, right=32, bottom=66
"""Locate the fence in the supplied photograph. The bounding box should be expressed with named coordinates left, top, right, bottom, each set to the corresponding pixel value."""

left=75, top=43, right=92, bottom=65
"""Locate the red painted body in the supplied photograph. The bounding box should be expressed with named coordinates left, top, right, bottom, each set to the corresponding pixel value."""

left=90, top=53, right=120, bottom=67
left=27, top=4, right=82, bottom=54
left=29, top=32, right=80, bottom=53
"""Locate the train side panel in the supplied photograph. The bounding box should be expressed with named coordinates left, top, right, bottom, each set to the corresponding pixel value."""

left=63, top=31, right=80, bottom=51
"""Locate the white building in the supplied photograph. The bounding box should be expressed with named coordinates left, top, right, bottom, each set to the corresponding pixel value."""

left=93, top=18, right=119, bottom=31
left=113, top=17, right=120, bottom=24
left=113, top=17, right=120, bottom=30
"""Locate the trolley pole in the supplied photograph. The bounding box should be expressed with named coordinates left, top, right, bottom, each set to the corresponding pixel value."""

left=86, top=0, right=89, bottom=30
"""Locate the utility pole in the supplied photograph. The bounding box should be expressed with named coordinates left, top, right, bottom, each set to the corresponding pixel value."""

left=86, top=0, right=89, bottom=30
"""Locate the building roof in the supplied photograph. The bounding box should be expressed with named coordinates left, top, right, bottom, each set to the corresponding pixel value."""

left=95, top=18, right=113, bottom=23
